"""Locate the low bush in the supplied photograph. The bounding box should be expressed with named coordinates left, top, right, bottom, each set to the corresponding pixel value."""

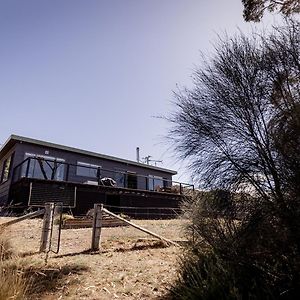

left=170, top=192, right=300, bottom=299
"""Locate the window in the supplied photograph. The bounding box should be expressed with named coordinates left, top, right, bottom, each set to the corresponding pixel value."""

left=127, top=172, right=137, bottom=189
left=115, top=172, right=125, bottom=187
left=21, top=153, right=65, bottom=181
left=76, top=162, right=101, bottom=178
left=113, top=168, right=126, bottom=187
left=148, top=175, right=163, bottom=191
left=1, top=153, right=14, bottom=183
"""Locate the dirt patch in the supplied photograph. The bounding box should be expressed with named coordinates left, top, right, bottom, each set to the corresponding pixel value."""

left=0, top=217, right=186, bottom=299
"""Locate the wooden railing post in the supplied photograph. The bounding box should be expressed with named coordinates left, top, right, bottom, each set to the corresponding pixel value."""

left=25, top=157, right=31, bottom=178
left=40, top=202, right=54, bottom=253
left=91, top=203, right=103, bottom=251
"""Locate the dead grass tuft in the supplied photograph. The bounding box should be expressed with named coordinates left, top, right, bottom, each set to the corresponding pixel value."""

left=131, top=239, right=168, bottom=251
left=0, top=229, right=14, bottom=260
left=24, top=264, right=89, bottom=297
left=0, top=229, right=28, bottom=300
left=0, top=267, right=28, bottom=300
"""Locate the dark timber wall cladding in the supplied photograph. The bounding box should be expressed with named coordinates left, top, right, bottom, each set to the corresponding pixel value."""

left=29, top=182, right=76, bottom=207
left=72, top=190, right=106, bottom=215
left=119, top=194, right=182, bottom=219
left=9, top=178, right=183, bottom=218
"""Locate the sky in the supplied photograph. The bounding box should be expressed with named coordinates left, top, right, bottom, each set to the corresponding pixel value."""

left=0, top=0, right=279, bottom=185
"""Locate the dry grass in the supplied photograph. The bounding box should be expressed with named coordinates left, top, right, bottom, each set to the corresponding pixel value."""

left=0, top=229, right=14, bottom=260
left=0, top=229, right=28, bottom=300
left=0, top=267, right=28, bottom=300
left=0, top=217, right=187, bottom=299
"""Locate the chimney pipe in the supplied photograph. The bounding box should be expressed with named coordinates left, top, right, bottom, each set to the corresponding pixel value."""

left=136, top=147, right=140, bottom=163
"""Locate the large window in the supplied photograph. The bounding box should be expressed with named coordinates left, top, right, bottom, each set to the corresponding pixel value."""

left=76, top=162, right=101, bottom=178
left=115, top=172, right=125, bottom=187
left=21, top=153, right=65, bottom=181
left=0, top=153, right=14, bottom=183
left=127, top=172, right=137, bottom=189
left=148, top=175, right=164, bottom=191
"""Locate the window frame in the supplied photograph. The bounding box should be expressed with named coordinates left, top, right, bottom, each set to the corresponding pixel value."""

left=21, top=153, right=65, bottom=181
left=76, top=161, right=102, bottom=178
left=148, top=175, right=164, bottom=191
left=0, top=152, right=14, bottom=184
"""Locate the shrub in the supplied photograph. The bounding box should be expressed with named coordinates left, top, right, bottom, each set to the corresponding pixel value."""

left=170, top=192, right=300, bottom=299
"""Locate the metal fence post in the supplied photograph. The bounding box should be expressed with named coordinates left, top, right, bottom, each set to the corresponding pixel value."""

left=91, top=203, right=103, bottom=251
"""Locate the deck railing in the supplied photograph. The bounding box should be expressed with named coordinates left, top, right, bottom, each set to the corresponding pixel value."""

left=11, top=157, right=194, bottom=194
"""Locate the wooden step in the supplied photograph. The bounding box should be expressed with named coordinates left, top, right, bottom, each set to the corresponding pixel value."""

left=61, top=215, right=129, bottom=229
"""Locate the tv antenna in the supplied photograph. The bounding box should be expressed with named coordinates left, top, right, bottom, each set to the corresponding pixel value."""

left=143, top=155, right=163, bottom=166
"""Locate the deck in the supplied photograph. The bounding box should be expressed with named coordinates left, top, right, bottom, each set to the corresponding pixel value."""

left=8, top=157, right=193, bottom=217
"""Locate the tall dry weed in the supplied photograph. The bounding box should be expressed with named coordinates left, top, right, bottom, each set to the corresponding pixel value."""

left=0, top=229, right=29, bottom=300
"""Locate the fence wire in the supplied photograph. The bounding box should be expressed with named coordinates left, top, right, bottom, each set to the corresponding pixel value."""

left=102, top=204, right=182, bottom=219
left=0, top=205, right=190, bottom=258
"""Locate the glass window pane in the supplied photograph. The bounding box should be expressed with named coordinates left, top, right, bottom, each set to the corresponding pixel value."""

left=1, top=156, right=12, bottom=182
left=115, top=172, right=125, bottom=187
left=148, top=175, right=163, bottom=191
left=76, top=162, right=100, bottom=178
left=21, top=153, right=65, bottom=181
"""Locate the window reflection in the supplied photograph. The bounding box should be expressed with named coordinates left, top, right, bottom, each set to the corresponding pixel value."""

left=1, top=154, right=14, bottom=183
left=76, top=162, right=101, bottom=178
left=148, top=175, right=163, bottom=191
left=21, top=153, right=65, bottom=181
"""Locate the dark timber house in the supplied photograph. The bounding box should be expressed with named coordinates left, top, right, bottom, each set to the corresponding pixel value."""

left=0, top=135, right=193, bottom=218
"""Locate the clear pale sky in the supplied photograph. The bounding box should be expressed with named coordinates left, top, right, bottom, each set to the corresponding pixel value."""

left=0, top=0, right=278, bottom=184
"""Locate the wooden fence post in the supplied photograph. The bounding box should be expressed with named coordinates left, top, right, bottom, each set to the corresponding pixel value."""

left=91, top=203, right=103, bottom=251
left=40, top=202, right=54, bottom=253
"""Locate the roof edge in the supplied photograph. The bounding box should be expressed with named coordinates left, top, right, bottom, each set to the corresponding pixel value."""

left=5, top=134, right=177, bottom=175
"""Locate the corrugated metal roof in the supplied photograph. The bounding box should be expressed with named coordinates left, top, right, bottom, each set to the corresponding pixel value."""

left=0, top=134, right=177, bottom=175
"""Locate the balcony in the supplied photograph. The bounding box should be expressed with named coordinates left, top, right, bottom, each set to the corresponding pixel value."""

left=12, top=157, right=194, bottom=195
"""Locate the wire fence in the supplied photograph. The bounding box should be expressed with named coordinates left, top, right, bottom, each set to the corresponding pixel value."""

left=100, top=204, right=182, bottom=219
left=1, top=204, right=190, bottom=258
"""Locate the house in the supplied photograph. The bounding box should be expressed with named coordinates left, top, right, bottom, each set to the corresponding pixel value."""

left=0, top=135, right=193, bottom=217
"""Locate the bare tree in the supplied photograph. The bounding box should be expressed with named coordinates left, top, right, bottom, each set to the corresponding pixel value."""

left=169, top=20, right=300, bottom=299
left=242, top=0, right=300, bottom=21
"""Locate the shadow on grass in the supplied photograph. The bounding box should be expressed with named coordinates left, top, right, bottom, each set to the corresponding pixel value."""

left=19, top=251, right=40, bottom=258
left=25, top=264, right=89, bottom=297
left=104, top=240, right=170, bottom=253
left=53, top=249, right=100, bottom=258
left=52, top=240, right=170, bottom=259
